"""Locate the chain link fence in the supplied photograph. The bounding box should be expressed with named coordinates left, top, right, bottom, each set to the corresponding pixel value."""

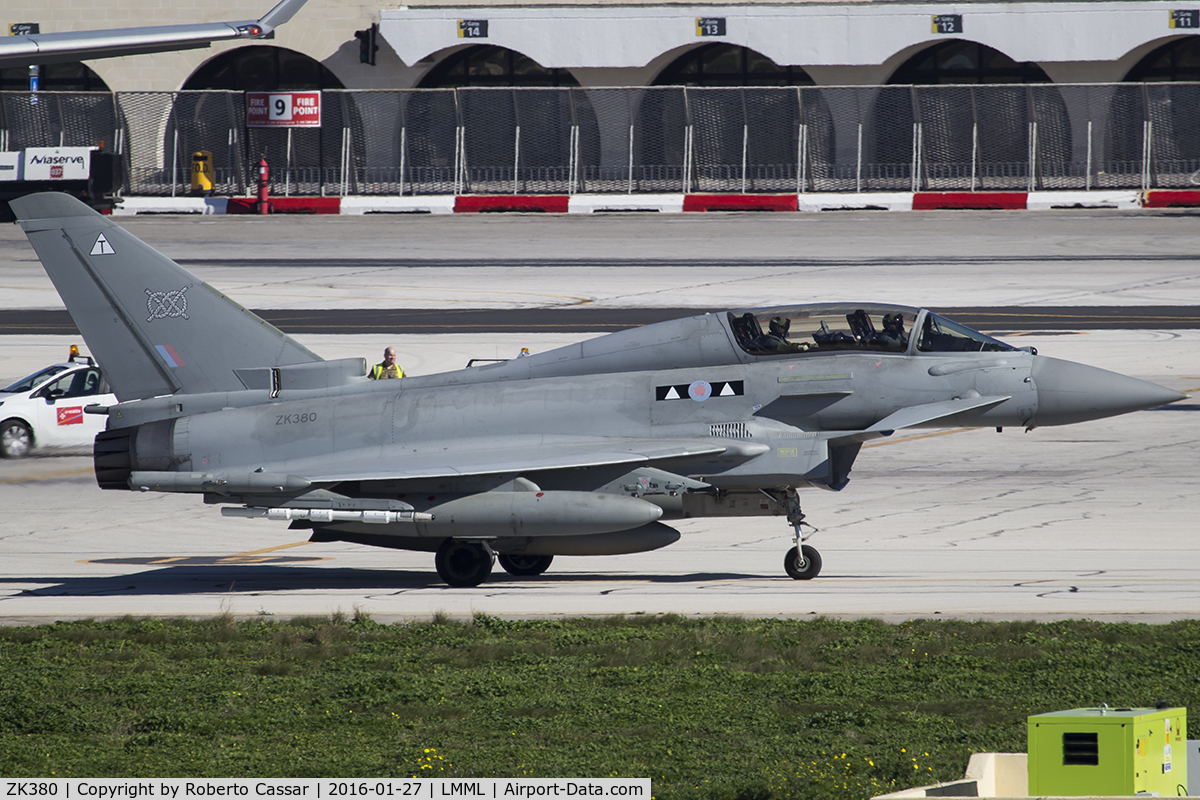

left=3, top=83, right=1200, bottom=196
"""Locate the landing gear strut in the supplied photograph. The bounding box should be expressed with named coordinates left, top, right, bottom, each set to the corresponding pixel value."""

left=781, top=488, right=821, bottom=580
left=434, top=539, right=494, bottom=587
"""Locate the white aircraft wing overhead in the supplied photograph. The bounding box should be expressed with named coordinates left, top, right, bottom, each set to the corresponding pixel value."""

left=255, top=436, right=749, bottom=483
left=0, top=0, right=307, bottom=68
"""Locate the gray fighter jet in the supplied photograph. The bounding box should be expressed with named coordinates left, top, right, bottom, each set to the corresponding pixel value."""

left=10, top=193, right=1186, bottom=586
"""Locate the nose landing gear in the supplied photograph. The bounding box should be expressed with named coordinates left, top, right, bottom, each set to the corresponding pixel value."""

left=781, top=488, right=821, bottom=580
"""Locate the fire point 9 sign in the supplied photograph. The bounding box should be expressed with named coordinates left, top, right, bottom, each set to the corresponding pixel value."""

left=246, top=92, right=322, bottom=128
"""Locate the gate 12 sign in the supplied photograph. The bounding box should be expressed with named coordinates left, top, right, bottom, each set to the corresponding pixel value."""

left=931, top=14, right=963, bottom=33
left=247, top=92, right=322, bottom=128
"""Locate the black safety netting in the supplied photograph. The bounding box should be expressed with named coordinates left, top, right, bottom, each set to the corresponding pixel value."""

left=6, top=83, right=1200, bottom=195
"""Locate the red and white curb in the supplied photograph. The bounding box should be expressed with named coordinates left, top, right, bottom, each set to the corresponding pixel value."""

left=110, top=189, right=1189, bottom=216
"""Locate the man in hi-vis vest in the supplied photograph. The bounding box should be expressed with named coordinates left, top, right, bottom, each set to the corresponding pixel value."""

left=369, top=347, right=404, bottom=379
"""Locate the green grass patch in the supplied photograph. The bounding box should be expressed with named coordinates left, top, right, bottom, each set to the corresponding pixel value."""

left=0, top=614, right=1196, bottom=799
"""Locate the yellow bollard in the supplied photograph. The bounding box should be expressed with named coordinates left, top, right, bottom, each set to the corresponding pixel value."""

left=190, top=151, right=214, bottom=195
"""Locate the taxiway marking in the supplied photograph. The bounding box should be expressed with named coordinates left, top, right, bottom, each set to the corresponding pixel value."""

left=0, top=467, right=93, bottom=484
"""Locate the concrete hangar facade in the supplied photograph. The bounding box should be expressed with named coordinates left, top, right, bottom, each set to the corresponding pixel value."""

left=4, top=0, right=1200, bottom=93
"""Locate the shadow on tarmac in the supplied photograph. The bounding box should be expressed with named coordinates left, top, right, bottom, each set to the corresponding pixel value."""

left=3, top=564, right=778, bottom=599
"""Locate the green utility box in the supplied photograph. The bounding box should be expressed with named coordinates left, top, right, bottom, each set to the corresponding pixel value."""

left=1028, top=706, right=1187, bottom=796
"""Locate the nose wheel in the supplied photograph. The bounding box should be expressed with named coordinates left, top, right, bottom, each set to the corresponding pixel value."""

left=785, top=544, right=822, bottom=580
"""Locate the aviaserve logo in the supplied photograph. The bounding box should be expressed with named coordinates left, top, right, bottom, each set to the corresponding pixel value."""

left=28, top=154, right=85, bottom=166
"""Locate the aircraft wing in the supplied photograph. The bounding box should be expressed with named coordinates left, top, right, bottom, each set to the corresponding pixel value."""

left=0, top=0, right=307, bottom=68
left=248, top=436, right=748, bottom=485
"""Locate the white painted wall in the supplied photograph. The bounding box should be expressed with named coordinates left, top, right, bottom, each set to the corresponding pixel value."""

left=381, top=1, right=1198, bottom=83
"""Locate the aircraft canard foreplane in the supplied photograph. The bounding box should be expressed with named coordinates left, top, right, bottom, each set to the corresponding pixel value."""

left=9, top=193, right=1187, bottom=586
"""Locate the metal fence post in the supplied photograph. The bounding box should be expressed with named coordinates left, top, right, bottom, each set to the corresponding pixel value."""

left=796, top=86, right=806, bottom=194
left=223, top=91, right=243, bottom=196
left=741, top=123, right=748, bottom=194
left=969, top=86, right=979, bottom=191
left=856, top=123, right=863, bottom=193
left=1085, top=119, right=1092, bottom=192
left=970, top=123, right=978, bottom=192
left=1142, top=119, right=1153, bottom=191
left=1027, top=121, right=1037, bottom=193
left=399, top=126, right=407, bottom=196
left=453, top=89, right=463, bottom=196
left=568, top=87, right=580, bottom=195
left=285, top=128, right=293, bottom=197
left=682, top=87, right=692, bottom=194
left=513, top=124, right=521, bottom=195
left=170, top=123, right=179, bottom=198
left=798, top=123, right=807, bottom=194
left=56, top=95, right=65, bottom=146
left=627, top=122, right=634, bottom=195
left=910, top=122, right=919, bottom=193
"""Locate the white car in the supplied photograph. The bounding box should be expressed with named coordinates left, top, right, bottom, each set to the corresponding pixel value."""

left=0, top=348, right=117, bottom=458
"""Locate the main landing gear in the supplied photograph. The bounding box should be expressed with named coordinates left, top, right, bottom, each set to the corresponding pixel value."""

left=498, top=554, right=554, bottom=577
left=434, top=541, right=555, bottom=586
left=434, top=539, right=494, bottom=587
left=781, top=489, right=822, bottom=580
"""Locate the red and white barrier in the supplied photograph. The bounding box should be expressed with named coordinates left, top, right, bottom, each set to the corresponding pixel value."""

left=109, top=189, right=1200, bottom=216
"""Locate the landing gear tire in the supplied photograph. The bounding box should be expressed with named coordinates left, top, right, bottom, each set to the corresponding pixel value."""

left=784, top=545, right=822, bottom=580
left=435, top=540, right=494, bottom=587
left=498, top=554, right=553, bottom=577
left=0, top=419, right=33, bottom=459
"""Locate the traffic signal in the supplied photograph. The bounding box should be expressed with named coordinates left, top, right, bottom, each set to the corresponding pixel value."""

left=355, top=23, right=379, bottom=66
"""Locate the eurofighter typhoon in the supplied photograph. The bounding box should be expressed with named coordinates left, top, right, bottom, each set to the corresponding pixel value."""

left=10, top=194, right=1186, bottom=586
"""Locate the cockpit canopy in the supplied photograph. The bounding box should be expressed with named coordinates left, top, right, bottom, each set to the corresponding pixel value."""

left=727, top=304, right=1018, bottom=357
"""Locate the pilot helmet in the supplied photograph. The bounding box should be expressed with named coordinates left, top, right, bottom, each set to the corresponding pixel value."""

left=769, top=316, right=790, bottom=336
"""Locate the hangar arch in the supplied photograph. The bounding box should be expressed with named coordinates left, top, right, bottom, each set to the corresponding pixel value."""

left=868, top=39, right=1068, bottom=190
left=0, top=63, right=114, bottom=151
left=182, top=45, right=346, bottom=91
left=1123, top=36, right=1200, bottom=81
left=165, top=48, right=347, bottom=196
left=1, top=62, right=110, bottom=92
left=411, top=46, right=597, bottom=193
left=1101, top=37, right=1200, bottom=184
left=642, top=45, right=830, bottom=191
left=652, top=43, right=815, bottom=87
left=887, top=39, right=1052, bottom=85
left=417, top=45, right=579, bottom=88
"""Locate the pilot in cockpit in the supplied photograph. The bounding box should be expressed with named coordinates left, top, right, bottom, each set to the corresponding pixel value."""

left=761, top=316, right=792, bottom=349
left=879, top=313, right=908, bottom=347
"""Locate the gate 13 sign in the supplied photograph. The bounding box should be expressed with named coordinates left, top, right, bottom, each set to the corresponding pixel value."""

left=247, top=92, right=322, bottom=128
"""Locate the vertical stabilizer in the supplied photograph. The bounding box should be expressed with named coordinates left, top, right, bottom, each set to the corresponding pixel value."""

left=11, top=193, right=322, bottom=401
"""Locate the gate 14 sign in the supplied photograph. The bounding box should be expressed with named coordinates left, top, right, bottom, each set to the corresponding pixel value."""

left=247, top=92, right=322, bottom=128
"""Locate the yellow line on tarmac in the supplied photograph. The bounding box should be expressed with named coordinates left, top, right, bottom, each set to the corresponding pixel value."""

left=0, top=467, right=93, bottom=485
left=226, top=541, right=315, bottom=557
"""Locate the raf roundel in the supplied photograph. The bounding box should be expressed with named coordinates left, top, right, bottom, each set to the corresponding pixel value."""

left=688, top=380, right=712, bottom=402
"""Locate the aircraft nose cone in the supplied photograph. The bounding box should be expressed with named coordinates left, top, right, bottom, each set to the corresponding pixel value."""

left=1031, top=356, right=1186, bottom=426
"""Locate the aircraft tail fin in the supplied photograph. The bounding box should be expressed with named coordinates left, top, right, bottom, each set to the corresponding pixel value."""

left=12, top=192, right=323, bottom=401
